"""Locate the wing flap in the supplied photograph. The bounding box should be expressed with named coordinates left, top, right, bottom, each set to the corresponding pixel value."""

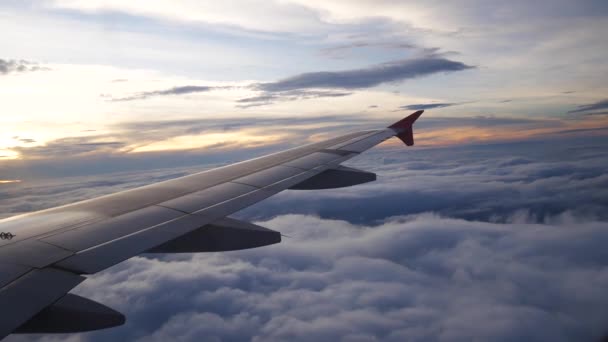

left=289, top=165, right=376, bottom=190
left=147, top=217, right=281, bottom=253
left=0, top=268, right=85, bottom=338
left=14, top=293, right=125, bottom=334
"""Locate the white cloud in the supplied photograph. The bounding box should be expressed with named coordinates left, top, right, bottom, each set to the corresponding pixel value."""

left=18, top=213, right=604, bottom=342
left=3, top=136, right=608, bottom=341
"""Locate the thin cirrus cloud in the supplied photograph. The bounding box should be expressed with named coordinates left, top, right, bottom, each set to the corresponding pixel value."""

left=399, top=102, right=460, bottom=111
left=255, top=56, right=474, bottom=92
left=107, top=56, right=473, bottom=107
left=236, top=90, right=352, bottom=108
left=568, top=98, right=608, bottom=114
left=319, top=41, right=418, bottom=59
left=237, top=56, right=473, bottom=107
left=111, top=85, right=215, bottom=101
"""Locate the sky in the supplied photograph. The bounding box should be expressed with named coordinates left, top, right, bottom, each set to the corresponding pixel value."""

left=1, top=1, right=608, bottom=341
left=1, top=0, right=608, bottom=175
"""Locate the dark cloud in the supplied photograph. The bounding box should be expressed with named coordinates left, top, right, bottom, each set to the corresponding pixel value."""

left=109, top=57, right=470, bottom=106
left=112, top=85, right=215, bottom=101
left=255, top=56, right=474, bottom=92
left=568, top=99, right=608, bottom=114
left=237, top=90, right=352, bottom=108
left=0, top=59, right=48, bottom=75
left=237, top=56, right=472, bottom=108
left=400, top=102, right=459, bottom=110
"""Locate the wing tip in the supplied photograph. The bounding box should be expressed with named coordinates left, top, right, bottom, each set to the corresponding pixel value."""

left=389, top=110, right=424, bottom=146
left=388, top=110, right=424, bottom=130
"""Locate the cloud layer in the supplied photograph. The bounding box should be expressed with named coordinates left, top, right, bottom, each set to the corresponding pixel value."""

left=3, top=134, right=608, bottom=341
left=242, top=136, right=608, bottom=224
left=10, top=213, right=602, bottom=342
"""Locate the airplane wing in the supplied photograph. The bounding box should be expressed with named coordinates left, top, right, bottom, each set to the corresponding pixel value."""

left=0, top=110, right=423, bottom=338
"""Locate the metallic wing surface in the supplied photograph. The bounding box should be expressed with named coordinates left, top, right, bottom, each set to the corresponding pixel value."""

left=0, top=111, right=423, bottom=338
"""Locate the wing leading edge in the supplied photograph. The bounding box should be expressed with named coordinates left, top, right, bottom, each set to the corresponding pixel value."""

left=0, top=111, right=423, bottom=338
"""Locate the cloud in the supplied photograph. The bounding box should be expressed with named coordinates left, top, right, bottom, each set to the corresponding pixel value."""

left=0, top=165, right=199, bottom=219
left=111, top=85, right=215, bottom=101
left=10, top=138, right=126, bottom=159
left=3, top=133, right=608, bottom=341
left=0, top=59, right=47, bottom=75
left=12, top=137, right=36, bottom=144
left=236, top=90, right=352, bottom=108
left=568, top=99, right=608, bottom=114
left=550, top=126, right=608, bottom=135
left=0, top=115, right=546, bottom=163
left=10, top=213, right=608, bottom=341
left=239, top=135, right=608, bottom=224
left=236, top=56, right=472, bottom=108
left=320, top=41, right=417, bottom=59
left=4, top=113, right=608, bottom=181
left=399, top=102, right=460, bottom=110
left=255, top=56, right=474, bottom=92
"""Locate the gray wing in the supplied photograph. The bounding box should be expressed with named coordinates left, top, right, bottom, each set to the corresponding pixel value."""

left=0, top=111, right=423, bottom=338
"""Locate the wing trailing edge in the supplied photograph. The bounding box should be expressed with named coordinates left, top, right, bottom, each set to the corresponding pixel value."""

left=289, top=165, right=376, bottom=190
left=146, top=217, right=281, bottom=253
left=14, top=294, right=125, bottom=334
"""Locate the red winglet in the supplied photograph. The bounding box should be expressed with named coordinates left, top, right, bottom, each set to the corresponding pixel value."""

left=388, top=110, right=424, bottom=146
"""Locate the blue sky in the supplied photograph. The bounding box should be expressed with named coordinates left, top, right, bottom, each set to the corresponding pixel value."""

left=2, top=1, right=608, bottom=341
